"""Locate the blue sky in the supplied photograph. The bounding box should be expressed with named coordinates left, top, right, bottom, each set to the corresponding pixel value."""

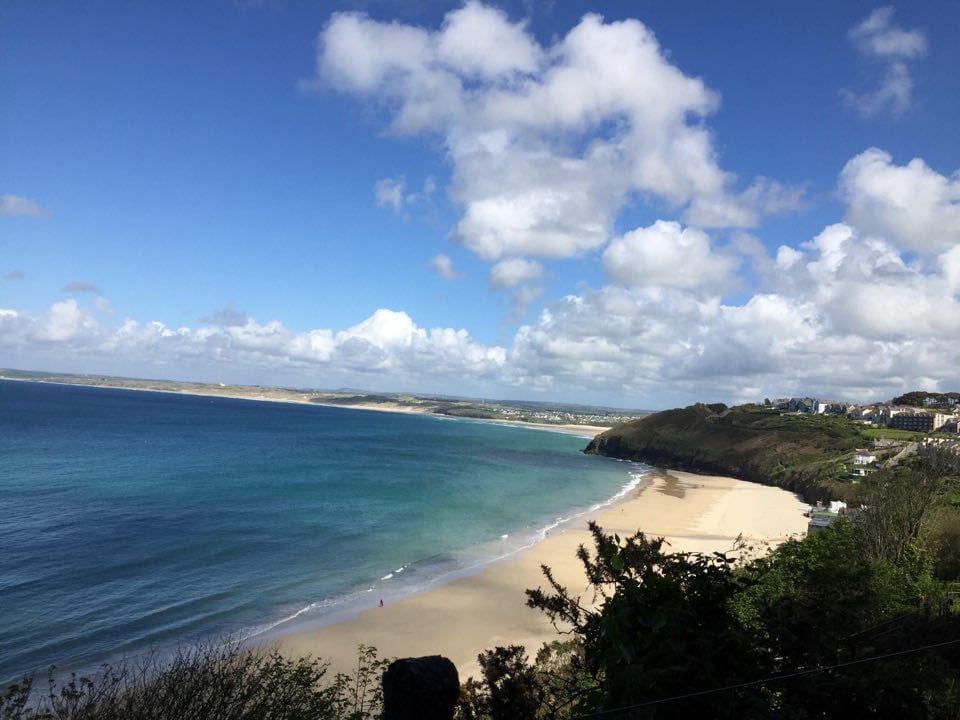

left=2, top=1, right=959, bottom=408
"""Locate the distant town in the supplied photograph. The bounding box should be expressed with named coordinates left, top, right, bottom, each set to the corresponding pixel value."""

left=0, top=368, right=645, bottom=429
left=768, top=392, right=960, bottom=435
left=765, top=392, right=960, bottom=488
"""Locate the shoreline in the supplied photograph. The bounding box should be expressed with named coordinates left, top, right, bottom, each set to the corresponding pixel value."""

left=0, top=376, right=611, bottom=439
left=273, top=470, right=809, bottom=680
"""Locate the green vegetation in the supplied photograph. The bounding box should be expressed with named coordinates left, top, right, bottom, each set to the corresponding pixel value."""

left=6, top=453, right=960, bottom=719
left=862, top=427, right=925, bottom=441
left=1, top=644, right=388, bottom=720
left=585, top=403, right=866, bottom=500
left=311, top=394, right=398, bottom=406
left=457, top=454, right=960, bottom=719
left=6, top=402, right=960, bottom=719
left=434, top=406, right=498, bottom=420
left=893, top=391, right=960, bottom=408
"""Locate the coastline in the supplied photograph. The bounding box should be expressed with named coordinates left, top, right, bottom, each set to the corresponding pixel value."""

left=0, top=377, right=611, bottom=438
left=273, top=470, right=809, bottom=680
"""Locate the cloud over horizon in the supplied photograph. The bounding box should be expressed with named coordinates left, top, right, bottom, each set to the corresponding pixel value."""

left=4, top=3, right=957, bottom=409
left=5, top=142, right=960, bottom=408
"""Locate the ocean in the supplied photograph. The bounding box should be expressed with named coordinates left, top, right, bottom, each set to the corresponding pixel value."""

left=0, top=380, right=647, bottom=684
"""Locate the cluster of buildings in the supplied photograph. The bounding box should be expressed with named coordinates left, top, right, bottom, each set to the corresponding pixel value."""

left=806, top=501, right=850, bottom=534
left=489, top=405, right=642, bottom=427
left=768, top=397, right=960, bottom=434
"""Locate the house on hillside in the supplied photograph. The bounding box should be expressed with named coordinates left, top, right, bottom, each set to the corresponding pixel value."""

left=806, top=501, right=848, bottom=534
left=778, top=397, right=827, bottom=414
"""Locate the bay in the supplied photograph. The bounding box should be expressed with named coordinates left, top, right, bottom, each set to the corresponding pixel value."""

left=0, top=380, right=642, bottom=684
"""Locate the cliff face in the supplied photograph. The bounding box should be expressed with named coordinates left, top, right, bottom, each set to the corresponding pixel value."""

left=584, top=404, right=865, bottom=501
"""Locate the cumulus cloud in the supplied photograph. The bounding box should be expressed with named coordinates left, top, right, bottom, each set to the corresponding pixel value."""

left=310, top=4, right=798, bottom=269
left=62, top=281, right=103, bottom=295
left=5, top=195, right=960, bottom=405
left=849, top=7, right=926, bottom=59
left=498, top=145, right=960, bottom=404
left=840, top=148, right=960, bottom=254
left=1, top=194, right=49, bottom=217
left=844, top=7, right=926, bottom=118
left=489, top=258, right=543, bottom=289
left=430, top=254, right=462, bottom=280
left=603, top=220, right=739, bottom=294
left=773, top=220, right=960, bottom=341
left=506, top=252, right=960, bottom=405
left=686, top=177, right=805, bottom=229
left=40, top=300, right=99, bottom=342
left=0, top=302, right=507, bottom=389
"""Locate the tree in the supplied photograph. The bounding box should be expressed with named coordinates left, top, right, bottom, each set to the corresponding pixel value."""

left=526, top=522, right=767, bottom=718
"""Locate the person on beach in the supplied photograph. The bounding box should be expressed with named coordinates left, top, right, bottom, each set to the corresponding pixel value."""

left=379, top=599, right=384, bottom=607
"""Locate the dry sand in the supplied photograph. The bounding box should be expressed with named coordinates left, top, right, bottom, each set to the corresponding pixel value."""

left=275, top=470, right=809, bottom=680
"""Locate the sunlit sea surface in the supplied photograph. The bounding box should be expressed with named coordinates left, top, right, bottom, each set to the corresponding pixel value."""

left=0, top=380, right=648, bottom=683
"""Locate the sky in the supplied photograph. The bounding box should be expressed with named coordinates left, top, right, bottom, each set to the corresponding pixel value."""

left=2, top=1, right=959, bottom=409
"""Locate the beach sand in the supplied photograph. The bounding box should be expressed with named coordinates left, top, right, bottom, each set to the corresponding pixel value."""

left=275, top=470, right=809, bottom=680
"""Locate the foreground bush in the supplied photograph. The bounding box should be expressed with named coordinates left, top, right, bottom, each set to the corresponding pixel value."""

left=1, top=643, right=387, bottom=720
left=454, top=520, right=960, bottom=720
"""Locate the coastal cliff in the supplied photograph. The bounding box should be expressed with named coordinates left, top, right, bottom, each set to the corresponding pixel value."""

left=584, top=403, right=865, bottom=501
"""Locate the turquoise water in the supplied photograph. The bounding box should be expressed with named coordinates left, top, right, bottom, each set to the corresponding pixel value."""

left=0, top=380, right=646, bottom=684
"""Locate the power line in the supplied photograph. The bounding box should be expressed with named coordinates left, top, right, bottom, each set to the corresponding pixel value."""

left=571, top=637, right=960, bottom=719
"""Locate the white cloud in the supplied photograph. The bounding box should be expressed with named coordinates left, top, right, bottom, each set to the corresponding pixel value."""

left=941, top=246, right=960, bottom=293
left=849, top=7, right=926, bottom=59
left=375, top=175, right=435, bottom=212
left=41, top=300, right=99, bottom=342
left=686, top=176, right=805, bottom=229
left=430, top=254, right=462, bottom=280
left=489, top=258, right=543, bottom=289
left=435, top=1, right=541, bottom=79
left=499, top=147, right=960, bottom=403
left=0, top=303, right=506, bottom=389
left=5, top=197, right=960, bottom=406
left=844, top=7, right=926, bottom=118
left=374, top=177, right=409, bottom=211
left=772, top=218, right=960, bottom=341
left=309, top=5, right=798, bottom=269
left=603, top=220, right=738, bottom=293
left=840, top=148, right=960, bottom=253
left=0, top=194, right=49, bottom=217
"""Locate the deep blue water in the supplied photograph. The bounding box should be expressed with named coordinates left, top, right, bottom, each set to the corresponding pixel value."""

left=0, top=380, right=644, bottom=684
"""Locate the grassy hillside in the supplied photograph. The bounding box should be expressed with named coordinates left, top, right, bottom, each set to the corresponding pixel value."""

left=585, top=403, right=867, bottom=500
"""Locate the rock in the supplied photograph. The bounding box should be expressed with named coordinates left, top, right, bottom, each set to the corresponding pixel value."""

left=382, top=655, right=459, bottom=720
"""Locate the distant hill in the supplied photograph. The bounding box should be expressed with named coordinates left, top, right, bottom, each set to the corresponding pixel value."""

left=892, top=390, right=960, bottom=408
left=584, top=403, right=866, bottom=501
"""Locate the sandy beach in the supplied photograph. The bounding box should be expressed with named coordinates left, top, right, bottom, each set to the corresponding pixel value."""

left=275, top=470, right=809, bottom=680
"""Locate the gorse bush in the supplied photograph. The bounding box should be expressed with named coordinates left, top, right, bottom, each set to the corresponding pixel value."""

left=456, top=517, right=960, bottom=720
left=0, top=643, right=388, bottom=720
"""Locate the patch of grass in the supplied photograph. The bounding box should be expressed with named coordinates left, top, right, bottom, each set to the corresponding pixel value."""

left=862, top=427, right=925, bottom=441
